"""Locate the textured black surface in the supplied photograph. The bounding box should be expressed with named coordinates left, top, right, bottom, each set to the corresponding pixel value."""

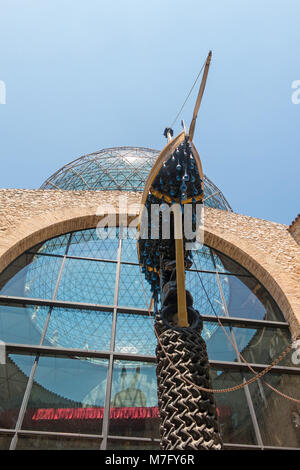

left=139, top=140, right=203, bottom=299
left=155, top=313, right=223, bottom=450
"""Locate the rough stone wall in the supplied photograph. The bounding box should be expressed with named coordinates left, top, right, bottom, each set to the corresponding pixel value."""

left=0, top=188, right=299, bottom=338
left=204, top=208, right=300, bottom=338
left=0, top=189, right=141, bottom=273
left=0, top=189, right=139, bottom=231
left=289, top=214, right=300, bottom=246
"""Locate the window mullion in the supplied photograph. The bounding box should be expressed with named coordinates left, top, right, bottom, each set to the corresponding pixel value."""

left=215, top=270, right=264, bottom=447
left=7, top=234, right=73, bottom=450
left=100, top=237, right=122, bottom=450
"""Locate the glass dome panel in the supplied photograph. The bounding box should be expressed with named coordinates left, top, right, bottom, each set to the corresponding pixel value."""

left=41, top=147, right=232, bottom=211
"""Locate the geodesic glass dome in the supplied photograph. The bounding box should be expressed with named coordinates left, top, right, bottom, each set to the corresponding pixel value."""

left=41, top=147, right=232, bottom=211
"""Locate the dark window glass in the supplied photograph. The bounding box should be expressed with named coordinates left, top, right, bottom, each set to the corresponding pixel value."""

left=121, top=231, right=139, bottom=263
left=115, top=313, right=156, bottom=356
left=231, top=325, right=297, bottom=368
left=205, top=323, right=296, bottom=367
left=205, top=323, right=239, bottom=362
left=224, top=275, right=285, bottom=322
left=0, top=254, right=63, bottom=300
left=0, top=302, right=50, bottom=345
left=56, top=258, right=116, bottom=305
left=109, top=361, right=159, bottom=439
left=0, top=433, right=13, bottom=450
left=118, top=264, right=151, bottom=309
left=43, top=307, right=112, bottom=351
left=33, top=234, right=71, bottom=256
left=191, top=245, right=218, bottom=272
left=249, top=373, right=300, bottom=447
left=107, top=439, right=160, bottom=450
left=16, top=434, right=101, bottom=450
left=211, top=368, right=256, bottom=445
left=22, top=356, right=108, bottom=435
left=185, top=271, right=226, bottom=317
left=0, top=354, right=35, bottom=430
left=212, top=249, right=253, bottom=277
left=68, top=228, right=119, bottom=261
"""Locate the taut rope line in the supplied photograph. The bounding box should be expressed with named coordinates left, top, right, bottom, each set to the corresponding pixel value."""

left=139, top=267, right=300, bottom=400
left=196, top=269, right=300, bottom=403
left=169, top=58, right=207, bottom=130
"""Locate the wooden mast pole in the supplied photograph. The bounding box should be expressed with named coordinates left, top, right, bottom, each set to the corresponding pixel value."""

left=175, top=213, right=189, bottom=327
left=189, top=50, right=212, bottom=141
left=175, top=51, right=212, bottom=328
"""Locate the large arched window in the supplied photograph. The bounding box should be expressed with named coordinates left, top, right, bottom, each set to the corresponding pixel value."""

left=0, top=228, right=299, bottom=450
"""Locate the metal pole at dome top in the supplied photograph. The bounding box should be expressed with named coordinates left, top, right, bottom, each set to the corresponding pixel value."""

left=138, top=51, right=223, bottom=450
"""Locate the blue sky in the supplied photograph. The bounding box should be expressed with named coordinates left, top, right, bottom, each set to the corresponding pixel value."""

left=0, top=0, right=299, bottom=225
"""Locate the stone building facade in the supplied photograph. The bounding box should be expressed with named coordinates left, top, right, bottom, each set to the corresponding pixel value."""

left=0, top=147, right=299, bottom=450
left=0, top=188, right=299, bottom=338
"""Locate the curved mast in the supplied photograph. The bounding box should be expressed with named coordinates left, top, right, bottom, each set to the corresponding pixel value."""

left=176, top=50, right=212, bottom=327
left=188, top=50, right=212, bottom=142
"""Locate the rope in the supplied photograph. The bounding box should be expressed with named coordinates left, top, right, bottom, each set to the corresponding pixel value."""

left=169, top=58, right=207, bottom=130
left=139, top=268, right=300, bottom=398
left=196, top=269, right=300, bottom=403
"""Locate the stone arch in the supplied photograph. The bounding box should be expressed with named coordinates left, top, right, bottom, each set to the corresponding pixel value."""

left=0, top=204, right=299, bottom=339
left=204, top=230, right=300, bottom=338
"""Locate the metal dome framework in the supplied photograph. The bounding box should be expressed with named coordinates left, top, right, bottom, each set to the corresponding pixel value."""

left=41, top=147, right=232, bottom=212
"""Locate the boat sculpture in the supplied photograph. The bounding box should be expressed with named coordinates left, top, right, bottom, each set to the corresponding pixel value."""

left=137, top=51, right=223, bottom=450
